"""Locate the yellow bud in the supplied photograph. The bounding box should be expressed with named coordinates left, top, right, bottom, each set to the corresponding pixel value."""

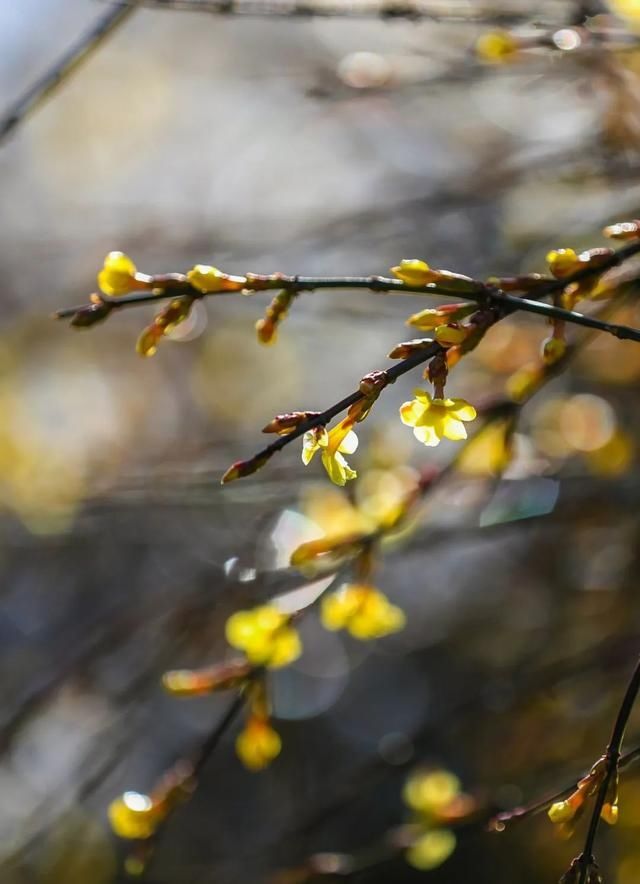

left=136, top=325, right=161, bottom=358
left=476, top=30, right=519, bottom=63
left=108, top=792, right=162, bottom=840
left=391, top=259, right=435, bottom=287
left=187, top=264, right=227, bottom=293
left=236, top=719, right=282, bottom=771
left=546, top=248, right=580, bottom=278
left=541, top=336, right=567, bottom=365
left=548, top=800, right=575, bottom=824
left=98, top=251, right=137, bottom=296
left=601, top=802, right=618, bottom=825
left=435, top=324, right=468, bottom=346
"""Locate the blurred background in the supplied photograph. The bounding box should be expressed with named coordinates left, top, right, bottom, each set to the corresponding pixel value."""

left=2, top=1, right=640, bottom=882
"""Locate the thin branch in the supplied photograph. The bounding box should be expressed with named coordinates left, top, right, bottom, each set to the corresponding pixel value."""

left=54, top=239, right=640, bottom=341
left=577, top=653, right=640, bottom=884
left=0, top=3, right=135, bottom=144
left=107, top=0, right=562, bottom=24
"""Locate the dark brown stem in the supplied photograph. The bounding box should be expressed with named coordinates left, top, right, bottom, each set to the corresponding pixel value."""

left=577, top=654, right=640, bottom=884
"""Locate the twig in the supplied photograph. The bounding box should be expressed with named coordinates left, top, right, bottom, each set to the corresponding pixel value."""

left=577, top=654, right=640, bottom=884
left=0, top=3, right=135, bottom=144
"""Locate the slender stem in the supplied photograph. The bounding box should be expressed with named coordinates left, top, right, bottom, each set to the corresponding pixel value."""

left=250, top=341, right=443, bottom=463
left=578, top=654, right=640, bottom=884
left=55, top=238, right=640, bottom=342
left=192, top=691, right=245, bottom=777
left=0, top=3, right=135, bottom=144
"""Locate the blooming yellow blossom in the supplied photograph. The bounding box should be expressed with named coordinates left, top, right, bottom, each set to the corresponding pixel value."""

left=321, top=583, right=405, bottom=639
left=400, top=389, right=476, bottom=446
left=302, top=421, right=358, bottom=486
left=225, top=605, right=301, bottom=668
left=98, top=251, right=139, bottom=296
left=108, top=791, right=164, bottom=840
left=236, top=716, right=282, bottom=771
left=406, top=829, right=457, bottom=870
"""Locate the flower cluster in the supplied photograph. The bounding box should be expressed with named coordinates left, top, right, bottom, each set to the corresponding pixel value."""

left=225, top=604, right=301, bottom=668
left=321, top=582, right=405, bottom=640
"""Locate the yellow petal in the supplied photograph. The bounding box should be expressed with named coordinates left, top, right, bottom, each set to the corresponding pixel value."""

left=399, top=400, right=424, bottom=427
left=321, top=450, right=356, bottom=486
left=441, top=417, right=468, bottom=441
left=302, top=429, right=323, bottom=465
left=414, top=425, right=440, bottom=447
left=447, top=399, right=477, bottom=421
left=338, top=429, right=359, bottom=455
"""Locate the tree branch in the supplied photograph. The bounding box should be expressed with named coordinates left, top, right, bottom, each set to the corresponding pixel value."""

left=0, top=3, right=135, bottom=144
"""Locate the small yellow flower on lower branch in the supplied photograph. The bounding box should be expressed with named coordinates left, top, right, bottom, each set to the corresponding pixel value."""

left=400, top=389, right=476, bottom=446
left=236, top=716, right=282, bottom=771
left=108, top=791, right=164, bottom=840
left=225, top=605, right=301, bottom=668
left=321, top=583, right=405, bottom=639
left=302, top=422, right=358, bottom=486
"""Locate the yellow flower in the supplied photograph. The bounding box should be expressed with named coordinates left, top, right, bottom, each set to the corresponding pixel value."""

left=187, top=264, right=247, bottom=293
left=321, top=583, right=405, bottom=640
left=406, top=829, right=457, bottom=870
left=235, top=716, right=282, bottom=771
left=187, top=265, right=226, bottom=293
left=400, top=389, right=476, bottom=446
left=225, top=605, right=301, bottom=668
left=302, top=421, right=358, bottom=486
left=391, top=259, right=436, bottom=287
left=475, top=29, right=519, bottom=64
left=403, top=770, right=461, bottom=817
left=108, top=791, right=164, bottom=840
left=546, top=248, right=580, bottom=278
left=97, top=251, right=139, bottom=296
